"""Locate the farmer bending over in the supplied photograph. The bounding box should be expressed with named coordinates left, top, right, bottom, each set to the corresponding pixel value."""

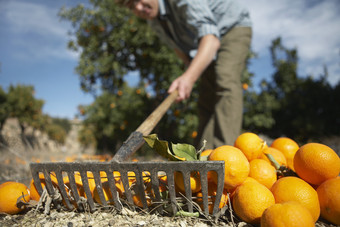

left=117, top=0, right=252, bottom=149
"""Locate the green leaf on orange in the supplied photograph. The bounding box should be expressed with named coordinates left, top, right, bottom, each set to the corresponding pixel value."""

left=171, top=143, right=197, bottom=161
left=143, top=134, right=183, bottom=161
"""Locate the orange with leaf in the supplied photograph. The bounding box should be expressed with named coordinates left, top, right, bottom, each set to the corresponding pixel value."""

left=260, top=147, right=287, bottom=169
left=270, top=137, right=299, bottom=171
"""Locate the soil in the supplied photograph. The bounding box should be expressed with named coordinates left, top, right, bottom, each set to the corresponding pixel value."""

left=0, top=119, right=339, bottom=226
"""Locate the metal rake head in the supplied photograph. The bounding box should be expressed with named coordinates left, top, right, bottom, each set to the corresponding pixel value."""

left=30, top=161, right=225, bottom=216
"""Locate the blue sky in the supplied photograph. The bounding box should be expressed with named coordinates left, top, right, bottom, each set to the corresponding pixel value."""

left=1, top=0, right=339, bottom=119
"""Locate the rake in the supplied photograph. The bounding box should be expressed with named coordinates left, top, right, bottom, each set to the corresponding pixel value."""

left=30, top=91, right=225, bottom=216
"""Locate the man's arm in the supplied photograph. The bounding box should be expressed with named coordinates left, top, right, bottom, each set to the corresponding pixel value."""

left=168, top=34, right=220, bottom=101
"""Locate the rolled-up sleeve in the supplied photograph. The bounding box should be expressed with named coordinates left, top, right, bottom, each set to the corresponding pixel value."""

left=183, top=0, right=221, bottom=39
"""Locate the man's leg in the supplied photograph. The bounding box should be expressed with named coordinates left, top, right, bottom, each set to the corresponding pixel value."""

left=196, top=27, right=252, bottom=149
left=195, top=64, right=216, bottom=149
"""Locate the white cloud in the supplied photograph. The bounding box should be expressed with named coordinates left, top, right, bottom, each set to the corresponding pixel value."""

left=1, top=1, right=78, bottom=61
left=240, top=0, right=340, bottom=85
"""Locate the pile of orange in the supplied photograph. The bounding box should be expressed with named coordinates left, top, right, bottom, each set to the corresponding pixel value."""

left=195, top=132, right=340, bottom=225
left=225, top=133, right=339, bottom=225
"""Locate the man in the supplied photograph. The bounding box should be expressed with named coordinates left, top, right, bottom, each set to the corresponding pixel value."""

left=118, top=0, right=252, bottom=149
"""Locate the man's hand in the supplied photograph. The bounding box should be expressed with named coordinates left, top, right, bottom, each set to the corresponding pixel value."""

left=168, top=72, right=195, bottom=102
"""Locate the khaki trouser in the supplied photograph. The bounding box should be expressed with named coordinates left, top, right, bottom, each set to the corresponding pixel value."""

left=195, top=27, right=252, bottom=149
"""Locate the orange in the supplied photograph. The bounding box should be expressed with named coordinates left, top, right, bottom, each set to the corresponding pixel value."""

left=232, top=181, right=275, bottom=225
left=270, top=137, right=299, bottom=171
left=270, top=176, right=320, bottom=222
left=209, top=145, right=250, bottom=191
left=248, top=159, right=277, bottom=189
left=93, top=180, right=124, bottom=205
left=228, top=177, right=259, bottom=200
left=127, top=171, right=151, bottom=185
left=29, top=173, right=59, bottom=201
left=242, top=176, right=259, bottom=184
left=234, top=132, right=266, bottom=161
left=261, top=201, right=315, bottom=227
left=131, top=173, right=155, bottom=208
left=260, top=147, right=287, bottom=168
left=0, top=181, right=30, bottom=214
left=200, top=149, right=213, bottom=157
left=62, top=173, right=86, bottom=199
left=195, top=183, right=228, bottom=214
left=132, top=191, right=154, bottom=208
left=158, top=174, right=168, bottom=193
left=174, top=171, right=201, bottom=193
left=294, top=143, right=340, bottom=186
left=29, top=180, right=45, bottom=201
left=316, top=177, right=340, bottom=225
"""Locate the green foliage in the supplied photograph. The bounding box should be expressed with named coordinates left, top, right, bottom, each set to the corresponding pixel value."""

left=59, top=0, right=183, bottom=95
left=78, top=83, right=150, bottom=152
left=45, top=123, right=67, bottom=144
left=78, top=124, right=97, bottom=147
left=6, top=84, right=44, bottom=132
left=51, top=117, right=72, bottom=134
left=243, top=37, right=340, bottom=143
left=0, top=86, right=9, bottom=130
left=143, top=134, right=198, bottom=161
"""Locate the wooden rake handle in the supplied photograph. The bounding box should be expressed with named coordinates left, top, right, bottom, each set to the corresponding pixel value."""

left=136, top=90, right=178, bottom=135
left=112, top=90, right=178, bottom=162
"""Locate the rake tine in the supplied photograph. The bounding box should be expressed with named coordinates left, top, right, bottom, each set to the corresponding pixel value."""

left=66, top=171, right=84, bottom=211
left=120, top=170, right=135, bottom=209
left=43, top=170, right=61, bottom=209
left=182, top=170, right=193, bottom=213
left=199, top=169, right=209, bottom=215
left=31, top=168, right=43, bottom=196
left=165, top=169, right=178, bottom=214
left=150, top=170, right=163, bottom=213
left=212, top=168, right=225, bottom=217
left=79, top=171, right=95, bottom=212
left=55, top=170, right=73, bottom=210
left=92, top=170, right=107, bottom=207
left=106, top=170, right=122, bottom=210
left=134, top=169, right=147, bottom=209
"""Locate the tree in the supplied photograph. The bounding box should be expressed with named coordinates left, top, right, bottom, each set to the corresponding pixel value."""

left=59, top=0, right=184, bottom=96
left=78, top=83, right=151, bottom=152
left=0, top=86, right=9, bottom=131
left=244, top=37, right=340, bottom=143
left=6, top=85, right=44, bottom=133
